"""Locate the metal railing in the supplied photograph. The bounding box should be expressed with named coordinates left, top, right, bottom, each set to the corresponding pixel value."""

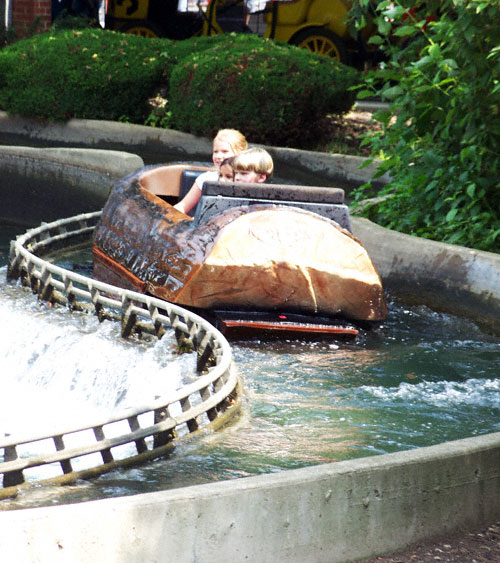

left=2, top=212, right=241, bottom=499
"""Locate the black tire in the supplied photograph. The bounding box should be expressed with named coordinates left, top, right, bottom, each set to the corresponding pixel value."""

left=119, top=20, right=163, bottom=38
left=289, top=26, right=348, bottom=64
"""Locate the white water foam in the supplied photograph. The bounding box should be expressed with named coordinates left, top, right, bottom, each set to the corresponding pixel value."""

left=361, top=378, right=500, bottom=409
left=0, top=268, right=196, bottom=438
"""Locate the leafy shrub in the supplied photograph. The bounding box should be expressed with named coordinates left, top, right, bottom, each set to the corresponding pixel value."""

left=349, top=0, right=500, bottom=252
left=0, top=25, right=19, bottom=49
left=51, top=12, right=100, bottom=31
left=162, top=33, right=264, bottom=87
left=0, top=29, right=358, bottom=149
left=168, top=35, right=359, bottom=147
left=0, top=28, right=172, bottom=122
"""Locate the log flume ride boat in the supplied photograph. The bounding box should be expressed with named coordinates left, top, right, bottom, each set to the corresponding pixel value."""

left=92, top=164, right=386, bottom=338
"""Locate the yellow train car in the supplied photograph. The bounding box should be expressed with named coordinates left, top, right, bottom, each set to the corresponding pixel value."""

left=105, top=0, right=203, bottom=38
left=107, top=0, right=377, bottom=66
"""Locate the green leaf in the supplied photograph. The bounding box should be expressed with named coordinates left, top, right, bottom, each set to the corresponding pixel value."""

left=372, top=109, right=393, bottom=125
left=460, top=145, right=476, bottom=163
left=446, top=208, right=458, bottom=223
left=490, top=228, right=500, bottom=241
left=356, top=89, right=376, bottom=99
left=377, top=19, right=392, bottom=35
left=466, top=184, right=476, bottom=198
left=382, top=5, right=406, bottom=19
left=368, top=35, right=384, bottom=45
left=393, top=26, right=417, bottom=38
left=382, top=85, right=403, bottom=100
left=413, top=56, right=433, bottom=68
left=428, top=43, right=441, bottom=59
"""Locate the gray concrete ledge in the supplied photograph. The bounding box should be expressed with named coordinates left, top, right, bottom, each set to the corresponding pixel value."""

left=1, top=432, right=500, bottom=562
left=268, top=146, right=390, bottom=189
left=352, top=217, right=500, bottom=332
left=0, top=111, right=211, bottom=161
left=0, top=111, right=389, bottom=188
left=0, top=146, right=143, bottom=202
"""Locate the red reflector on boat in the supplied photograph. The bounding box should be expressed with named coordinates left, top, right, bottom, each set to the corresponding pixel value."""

left=221, top=319, right=359, bottom=337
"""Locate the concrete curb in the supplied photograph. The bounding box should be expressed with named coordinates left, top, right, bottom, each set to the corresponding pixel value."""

left=1, top=432, right=500, bottom=562
left=0, top=146, right=143, bottom=200
left=352, top=217, right=500, bottom=331
left=0, top=111, right=390, bottom=188
left=0, top=111, right=212, bottom=158
left=1, top=126, right=499, bottom=562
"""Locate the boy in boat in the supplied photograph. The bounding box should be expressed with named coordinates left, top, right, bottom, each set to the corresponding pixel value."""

left=232, top=148, right=274, bottom=183
left=174, top=129, right=247, bottom=214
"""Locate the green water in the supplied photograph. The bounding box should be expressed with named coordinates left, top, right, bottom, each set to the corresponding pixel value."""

left=2, top=225, right=499, bottom=510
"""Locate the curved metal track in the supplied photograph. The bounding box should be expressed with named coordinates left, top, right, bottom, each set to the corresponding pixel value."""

left=2, top=212, right=241, bottom=499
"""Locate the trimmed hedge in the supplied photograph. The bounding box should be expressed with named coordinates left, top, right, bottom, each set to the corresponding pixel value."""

left=0, top=29, right=358, bottom=147
left=0, top=29, right=171, bottom=122
left=169, top=36, right=358, bottom=146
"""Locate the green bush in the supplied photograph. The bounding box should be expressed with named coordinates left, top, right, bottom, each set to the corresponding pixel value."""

left=0, top=28, right=172, bottom=122
left=350, top=0, right=500, bottom=253
left=162, top=33, right=265, bottom=87
left=168, top=35, right=359, bottom=147
left=0, top=29, right=358, bottom=148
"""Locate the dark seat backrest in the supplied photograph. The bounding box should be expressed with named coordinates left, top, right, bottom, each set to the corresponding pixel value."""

left=203, top=181, right=345, bottom=204
left=196, top=181, right=352, bottom=231
left=179, top=169, right=206, bottom=217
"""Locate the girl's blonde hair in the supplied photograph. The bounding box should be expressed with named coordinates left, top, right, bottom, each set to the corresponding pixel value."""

left=214, top=129, right=248, bottom=154
left=232, top=148, right=274, bottom=177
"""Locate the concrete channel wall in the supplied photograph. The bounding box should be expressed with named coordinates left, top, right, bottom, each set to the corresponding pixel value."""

left=0, top=145, right=143, bottom=225
left=352, top=218, right=500, bottom=333
left=2, top=432, right=500, bottom=563
left=0, top=145, right=143, bottom=197
left=1, top=123, right=500, bottom=562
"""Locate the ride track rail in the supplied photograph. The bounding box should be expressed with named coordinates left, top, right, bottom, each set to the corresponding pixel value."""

left=1, top=211, right=241, bottom=500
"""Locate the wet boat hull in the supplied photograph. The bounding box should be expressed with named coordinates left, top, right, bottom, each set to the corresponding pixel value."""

left=92, top=164, right=387, bottom=334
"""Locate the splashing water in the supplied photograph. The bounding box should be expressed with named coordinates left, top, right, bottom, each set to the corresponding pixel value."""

left=0, top=267, right=195, bottom=439
left=1, top=253, right=500, bottom=508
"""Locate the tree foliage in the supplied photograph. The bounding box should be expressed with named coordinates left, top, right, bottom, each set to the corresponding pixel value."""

left=350, top=0, right=500, bottom=252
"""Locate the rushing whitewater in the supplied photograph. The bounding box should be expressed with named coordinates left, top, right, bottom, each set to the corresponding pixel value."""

left=0, top=267, right=196, bottom=439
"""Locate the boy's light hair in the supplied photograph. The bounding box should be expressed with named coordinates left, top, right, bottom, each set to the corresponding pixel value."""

left=232, top=148, right=274, bottom=177
left=214, top=129, right=248, bottom=154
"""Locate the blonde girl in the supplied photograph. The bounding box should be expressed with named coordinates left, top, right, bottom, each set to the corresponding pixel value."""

left=174, top=129, right=247, bottom=214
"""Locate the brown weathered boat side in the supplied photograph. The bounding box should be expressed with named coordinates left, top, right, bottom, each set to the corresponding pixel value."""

left=92, top=164, right=386, bottom=323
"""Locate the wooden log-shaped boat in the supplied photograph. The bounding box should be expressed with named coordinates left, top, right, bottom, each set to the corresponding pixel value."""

left=92, top=164, right=386, bottom=336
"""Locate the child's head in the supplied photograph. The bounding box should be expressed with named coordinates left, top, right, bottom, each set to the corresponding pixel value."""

left=232, top=148, right=274, bottom=183
left=212, top=129, right=248, bottom=168
left=218, top=157, right=235, bottom=182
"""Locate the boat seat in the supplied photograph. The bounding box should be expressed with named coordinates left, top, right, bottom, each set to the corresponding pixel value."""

left=203, top=181, right=345, bottom=204
left=138, top=164, right=208, bottom=199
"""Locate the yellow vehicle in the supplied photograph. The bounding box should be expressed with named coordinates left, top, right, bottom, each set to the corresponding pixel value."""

left=266, top=0, right=358, bottom=63
left=105, top=0, right=203, bottom=39
left=106, top=0, right=375, bottom=66
left=202, top=0, right=375, bottom=65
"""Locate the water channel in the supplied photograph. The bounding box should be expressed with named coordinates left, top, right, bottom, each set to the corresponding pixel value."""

left=2, top=213, right=500, bottom=511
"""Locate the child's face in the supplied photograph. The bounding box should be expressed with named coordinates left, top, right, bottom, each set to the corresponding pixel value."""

left=219, top=163, right=234, bottom=182
left=212, top=139, right=235, bottom=168
left=234, top=170, right=267, bottom=183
